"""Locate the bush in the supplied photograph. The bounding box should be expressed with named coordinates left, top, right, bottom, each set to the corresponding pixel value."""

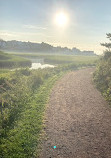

left=93, top=50, right=111, bottom=103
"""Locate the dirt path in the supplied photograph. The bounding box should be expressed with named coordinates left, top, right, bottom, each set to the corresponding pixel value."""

left=40, top=68, right=111, bottom=158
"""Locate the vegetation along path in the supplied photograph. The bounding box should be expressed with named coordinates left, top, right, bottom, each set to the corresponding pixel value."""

left=40, top=68, right=111, bottom=158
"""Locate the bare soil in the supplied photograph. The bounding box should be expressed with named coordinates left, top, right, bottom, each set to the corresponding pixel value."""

left=40, top=68, right=111, bottom=158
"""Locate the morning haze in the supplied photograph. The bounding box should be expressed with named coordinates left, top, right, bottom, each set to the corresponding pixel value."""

left=0, top=0, right=111, bottom=54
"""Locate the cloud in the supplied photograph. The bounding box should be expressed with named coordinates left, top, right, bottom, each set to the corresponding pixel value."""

left=0, top=31, right=17, bottom=37
left=23, top=25, right=47, bottom=30
left=0, top=30, right=52, bottom=41
left=0, top=30, right=44, bottom=37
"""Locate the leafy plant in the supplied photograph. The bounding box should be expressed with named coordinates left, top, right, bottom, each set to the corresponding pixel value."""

left=94, top=33, right=111, bottom=104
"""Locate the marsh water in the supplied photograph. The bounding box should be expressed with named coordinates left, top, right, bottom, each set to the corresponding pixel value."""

left=30, top=63, right=55, bottom=69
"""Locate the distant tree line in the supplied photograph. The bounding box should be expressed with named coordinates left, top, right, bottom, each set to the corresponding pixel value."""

left=0, top=39, right=96, bottom=56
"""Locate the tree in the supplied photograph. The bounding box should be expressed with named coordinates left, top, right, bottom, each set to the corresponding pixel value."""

left=101, top=33, right=111, bottom=51
left=101, top=33, right=111, bottom=59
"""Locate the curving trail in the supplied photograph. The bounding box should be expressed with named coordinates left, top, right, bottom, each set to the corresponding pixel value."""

left=40, top=68, right=111, bottom=158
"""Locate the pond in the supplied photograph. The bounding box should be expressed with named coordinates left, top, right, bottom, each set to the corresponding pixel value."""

left=30, top=63, right=55, bottom=69
left=10, top=63, right=55, bottom=71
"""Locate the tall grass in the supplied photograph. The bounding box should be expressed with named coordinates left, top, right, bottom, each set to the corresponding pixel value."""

left=0, top=72, right=63, bottom=158
left=10, top=52, right=99, bottom=65
left=0, top=51, right=31, bottom=68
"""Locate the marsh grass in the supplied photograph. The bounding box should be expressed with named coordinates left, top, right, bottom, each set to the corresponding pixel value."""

left=0, top=72, right=63, bottom=158
left=10, top=52, right=98, bottom=65
left=0, top=51, right=31, bottom=68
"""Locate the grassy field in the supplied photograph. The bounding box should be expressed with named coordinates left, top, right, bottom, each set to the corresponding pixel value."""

left=9, top=52, right=99, bottom=65
left=0, top=51, right=31, bottom=68
left=0, top=69, right=64, bottom=158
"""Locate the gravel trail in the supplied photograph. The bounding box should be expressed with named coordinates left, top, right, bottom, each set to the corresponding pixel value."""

left=40, top=68, right=111, bottom=158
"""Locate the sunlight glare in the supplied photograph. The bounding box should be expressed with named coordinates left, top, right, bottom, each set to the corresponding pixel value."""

left=55, top=12, right=68, bottom=27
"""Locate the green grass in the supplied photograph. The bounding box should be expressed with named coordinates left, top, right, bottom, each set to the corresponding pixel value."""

left=0, top=70, right=64, bottom=158
left=9, top=52, right=99, bottom=65
left=0, top=51, right=31, bottom=68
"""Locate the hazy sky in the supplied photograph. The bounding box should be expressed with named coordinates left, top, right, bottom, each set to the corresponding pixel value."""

left=0, top=0, right=111, bottom=54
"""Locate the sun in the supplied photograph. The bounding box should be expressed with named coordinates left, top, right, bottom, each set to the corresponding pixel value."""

left=55, top=12, right=68, bottom=27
